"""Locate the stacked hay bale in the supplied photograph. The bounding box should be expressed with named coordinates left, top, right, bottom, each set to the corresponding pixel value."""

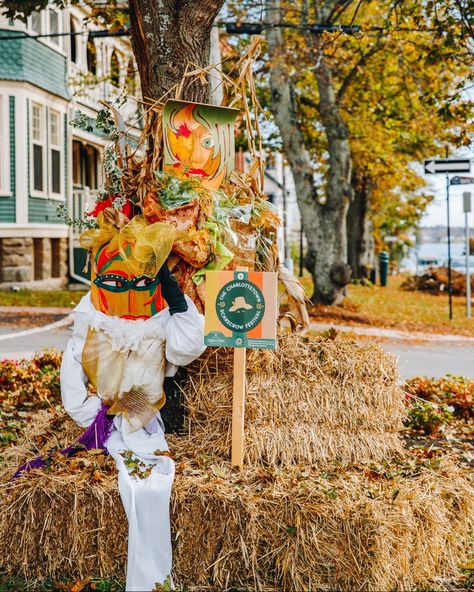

left=0, top=334, right=473, bottom=590
left=177, top=333, right=405, bottom=466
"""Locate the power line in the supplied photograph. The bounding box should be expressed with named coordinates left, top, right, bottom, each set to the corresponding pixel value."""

left=0, top=21, right=440, bottom=42
left=0, top=29, right=128, bottom=41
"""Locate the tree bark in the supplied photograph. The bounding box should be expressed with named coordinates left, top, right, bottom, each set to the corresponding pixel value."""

left=347, top=169, right=375, bottom=280
left=266, top=0, right=352, bottom=304
left=128, top=0, right=225, bottom=103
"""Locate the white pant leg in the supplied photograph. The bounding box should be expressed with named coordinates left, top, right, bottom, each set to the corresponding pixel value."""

left=106, top=428, right=175, bottom=592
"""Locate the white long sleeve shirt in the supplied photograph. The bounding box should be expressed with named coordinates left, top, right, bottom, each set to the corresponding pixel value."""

left=60, top=292, right=206, bottom=428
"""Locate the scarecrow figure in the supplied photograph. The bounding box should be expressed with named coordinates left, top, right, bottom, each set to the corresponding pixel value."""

left=13, top=91, right=297, bottom=590
left=60, top=214, right=206, bottom=591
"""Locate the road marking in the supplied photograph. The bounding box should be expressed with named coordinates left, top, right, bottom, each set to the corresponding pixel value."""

left=0, top=315, right=73, bottom=342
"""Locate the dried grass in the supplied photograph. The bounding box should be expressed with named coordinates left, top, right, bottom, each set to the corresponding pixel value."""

left=0, top=335, right=472, bottom=590
left=171, top=460, right=473, bottom=591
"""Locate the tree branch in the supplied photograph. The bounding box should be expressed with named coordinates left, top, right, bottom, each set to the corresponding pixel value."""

left=336, top=40, right=385, bottom=103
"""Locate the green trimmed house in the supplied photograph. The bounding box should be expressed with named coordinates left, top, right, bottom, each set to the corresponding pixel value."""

left=0, top=4, right=140, bottom=288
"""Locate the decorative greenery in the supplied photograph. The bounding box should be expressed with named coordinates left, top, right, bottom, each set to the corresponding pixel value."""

left=153, top=171, right=200, bottom=210
left=71, top=108, right=122, bottom=203
left=101, top=143, right=123, bottom=198
left=53, top=202, right=98, bottom=230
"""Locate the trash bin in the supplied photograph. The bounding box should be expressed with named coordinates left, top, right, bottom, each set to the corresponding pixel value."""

left=379, top=251, right=389, bottom=287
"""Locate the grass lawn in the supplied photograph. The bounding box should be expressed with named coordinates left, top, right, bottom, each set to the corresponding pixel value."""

left=0, top=289, right=87, bottom=309
left=303, top=274, right=474, bottom=336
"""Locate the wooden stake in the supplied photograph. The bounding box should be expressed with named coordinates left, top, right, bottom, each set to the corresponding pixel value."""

left=231, top=265, right=248, bottom=468
left=231, top=346, right=247, bottom=468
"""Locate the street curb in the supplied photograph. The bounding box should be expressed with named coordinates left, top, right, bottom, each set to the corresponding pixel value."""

left=310, top=322, right=474, bottom=343
left=0, top=315, right=73, bottom=342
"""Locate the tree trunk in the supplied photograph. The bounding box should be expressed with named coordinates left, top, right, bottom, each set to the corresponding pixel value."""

left=347, top=169, right=375, bottom=280
left=266, top=0, right=352, bottom=304
left=128, top=0, right=225, bottom=103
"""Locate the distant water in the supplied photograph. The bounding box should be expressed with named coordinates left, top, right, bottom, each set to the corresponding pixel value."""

left=405, top=241, right=470, bottom=272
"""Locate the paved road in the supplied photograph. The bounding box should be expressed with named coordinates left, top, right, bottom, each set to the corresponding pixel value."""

left=0, top=324, right=71, bottom=357
left=383, top=342, right=474, bottom=379
left=1, top=321, right=473, bottom=379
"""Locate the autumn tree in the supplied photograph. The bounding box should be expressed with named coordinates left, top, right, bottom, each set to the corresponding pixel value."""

left=266, top=0, right=355, bottom=304
left=264, top=0, right=472, bottom=299
left=338, top=9, right=472, bottom=277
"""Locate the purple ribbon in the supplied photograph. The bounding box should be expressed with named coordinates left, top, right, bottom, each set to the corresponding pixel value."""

left=12, top=402, right=115, bottom=480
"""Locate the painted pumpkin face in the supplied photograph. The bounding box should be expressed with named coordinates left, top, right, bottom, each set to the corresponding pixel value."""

left=90, top=243, right=165, bottom=319
left=163, top=100, right=239, bottom=191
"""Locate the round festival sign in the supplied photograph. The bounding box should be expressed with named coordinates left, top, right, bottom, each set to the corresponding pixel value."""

left=216, top=274, right=265, bottom=332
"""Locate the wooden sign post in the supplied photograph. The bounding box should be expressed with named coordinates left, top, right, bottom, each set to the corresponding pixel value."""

left=204, top=269, right=278, bottom=469
left=231, top=346, right=247, bottom=467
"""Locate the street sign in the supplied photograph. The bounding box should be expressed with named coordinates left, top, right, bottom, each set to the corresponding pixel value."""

left=463, top=192, right=472, bottom=214
left=204, top=270, right=278, bottom=349
left=424, top=159, right=471, bottom=174
left=451, top=176, right=474, bottom=186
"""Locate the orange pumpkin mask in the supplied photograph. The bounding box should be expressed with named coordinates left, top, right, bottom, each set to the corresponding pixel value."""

left=91, top=243, right=165, bottom=319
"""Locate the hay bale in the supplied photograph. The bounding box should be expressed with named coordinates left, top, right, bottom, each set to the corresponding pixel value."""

left=1, top=335, right=472, bottom=590
left=180, top=334, right=405, bottom=466
left=0, top=416, right=473, bottom=591
left=171, top=461, right=473, bottom=591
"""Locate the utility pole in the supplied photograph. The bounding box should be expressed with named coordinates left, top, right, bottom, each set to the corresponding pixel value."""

left=464, top=191, right=472, bottom=319
left=446, top=173, right=453, bottom=320
left=445, top=147, right=453, bottom=320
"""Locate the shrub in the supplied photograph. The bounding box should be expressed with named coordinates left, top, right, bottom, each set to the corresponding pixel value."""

left=406, top=375, right=474, bottom=418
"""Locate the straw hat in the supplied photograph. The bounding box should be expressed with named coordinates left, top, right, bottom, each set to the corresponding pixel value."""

left=229, top=296, right=253, bottom=312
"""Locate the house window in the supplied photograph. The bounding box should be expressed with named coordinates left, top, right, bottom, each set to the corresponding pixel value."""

left=87, top=37, right=97, bottom=75
left=31, top=103, right=45, bottom=193
left=110, top=51, right=121, bottom=87
left=29, top=11, right=42, bottom=34
left=0, top=97, right=3, bottom=192
left=72, top=141, right=100, bottom=189
left=84, top=145, right=99, bottom=189
left=48, top=9, right=61, bottom=47
left=126, top=59, right=137, bottom=95
left=70, top=16, right=78, bottom=63
left=72, top=140, right=81, bottom=186
left=0, top=95, right=11, bottom=195
left=50, top=110, right=62, bottom=195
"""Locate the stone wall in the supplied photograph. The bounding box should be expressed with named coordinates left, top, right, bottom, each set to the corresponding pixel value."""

left=0, top=237, right=68, bottom=288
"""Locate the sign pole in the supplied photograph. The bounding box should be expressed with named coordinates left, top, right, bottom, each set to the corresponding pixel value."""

left=464, top=191, right=472, bottom=319
left=231, top=266, right=248, bottom=469
left=424, top=155, right=472, bottom=320
left=231, top=346, right=246, bottom=468
left=446, top=173, right=453, bottom=320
